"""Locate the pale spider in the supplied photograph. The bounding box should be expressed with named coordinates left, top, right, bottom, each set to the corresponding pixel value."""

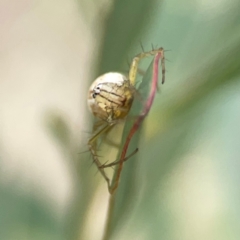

left=87, top=47, right=165, bottom=189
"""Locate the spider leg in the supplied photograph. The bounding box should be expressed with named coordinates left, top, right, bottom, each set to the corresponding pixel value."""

left=100, top=148, right=139, bottom=168
left=128, top=47, right=165, bottom=86
left=88, top=123, right=114, bottom=189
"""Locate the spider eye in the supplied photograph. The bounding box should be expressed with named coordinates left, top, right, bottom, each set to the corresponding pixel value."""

left=92, top=93, right=96, bottom=98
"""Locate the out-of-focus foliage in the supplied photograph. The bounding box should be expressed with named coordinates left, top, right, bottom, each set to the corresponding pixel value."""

left=1, top=0, right=240, bottom=239
left=0, top=185, right=64, bottom=240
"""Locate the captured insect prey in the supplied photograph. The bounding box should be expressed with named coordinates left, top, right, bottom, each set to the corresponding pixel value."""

left=87, top=47, right=165, bottom=192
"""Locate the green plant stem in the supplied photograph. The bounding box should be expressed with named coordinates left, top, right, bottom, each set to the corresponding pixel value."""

left=102, top=193, right=116, bottom=240
left=102, top=50, right=164, bottom=240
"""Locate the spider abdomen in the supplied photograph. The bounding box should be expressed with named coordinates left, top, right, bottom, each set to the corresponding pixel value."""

left=88, top=72, right=134, bottom=123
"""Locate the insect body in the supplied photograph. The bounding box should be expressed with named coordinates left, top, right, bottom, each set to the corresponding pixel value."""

left=87, top=48, right=165, bottom=189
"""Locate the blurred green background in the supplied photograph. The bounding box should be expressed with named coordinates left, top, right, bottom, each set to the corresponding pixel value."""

left=1, top=0, right=240, bottom=239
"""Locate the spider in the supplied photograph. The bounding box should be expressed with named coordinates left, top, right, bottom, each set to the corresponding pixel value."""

left=87, top=47, right=165, bottom=188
